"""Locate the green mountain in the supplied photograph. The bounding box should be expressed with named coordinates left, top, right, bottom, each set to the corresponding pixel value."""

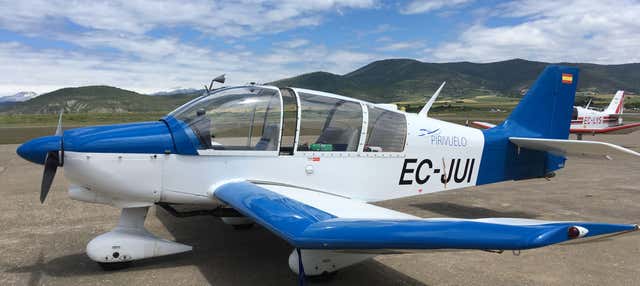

left=3, top=86, right=199, bottom=114
left=271, top=59, right=640, bottom=102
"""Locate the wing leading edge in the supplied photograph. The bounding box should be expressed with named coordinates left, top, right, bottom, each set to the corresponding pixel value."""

left=214, top=181, right=638, bottom=250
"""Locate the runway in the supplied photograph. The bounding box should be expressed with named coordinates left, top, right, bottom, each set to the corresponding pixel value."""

left=0, top=132, right=638, bottom=285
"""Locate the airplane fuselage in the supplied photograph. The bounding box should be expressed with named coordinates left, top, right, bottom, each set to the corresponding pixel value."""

left=64, top=110, right=485, bottom=205
left=571, top=106, right=623, bottom=133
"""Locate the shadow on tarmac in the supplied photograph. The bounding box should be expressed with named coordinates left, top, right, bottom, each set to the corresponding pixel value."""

left=152, top=207, right=429, bottom=285
left=409, top=202, right=537, bottom=219
left=6, top=207, right=428, bottom=285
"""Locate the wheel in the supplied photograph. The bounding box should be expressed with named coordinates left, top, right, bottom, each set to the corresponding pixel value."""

left=98, top=261, right=131, bottom=271
left=231, top=223, right=255, bottom=230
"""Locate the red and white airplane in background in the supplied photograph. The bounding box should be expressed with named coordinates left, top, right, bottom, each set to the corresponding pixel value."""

left=471, top=90, right=640, bottom=139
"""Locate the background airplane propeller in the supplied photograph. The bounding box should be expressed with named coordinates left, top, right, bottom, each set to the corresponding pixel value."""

left=40, top=110, right=64, bottom=203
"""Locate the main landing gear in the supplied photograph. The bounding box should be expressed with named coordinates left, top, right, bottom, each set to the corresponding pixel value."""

left=288, top=249, right=373, bottom=280
left=156, top=203, right=254, bottom=230
left=86, top=207, right=192, bottom=270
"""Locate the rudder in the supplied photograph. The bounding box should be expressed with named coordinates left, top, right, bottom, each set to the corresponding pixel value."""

left=604, top=90, right=625, bottom=115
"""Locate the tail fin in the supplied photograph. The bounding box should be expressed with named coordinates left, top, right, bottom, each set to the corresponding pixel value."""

left=604, top=90, right=625, bottom=114
left=502, top=65, right=579, bottom=139
left=477, top=65, right=579, bottom=185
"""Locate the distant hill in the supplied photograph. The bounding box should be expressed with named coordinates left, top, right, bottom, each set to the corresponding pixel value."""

left=3, top=58, right=639, bottom=114
left=151, top=88, right=202, bottom=96
left=0, top=91, right=38, bottom=103
left=271, top=59, right=640, bottom=102
left=3, top=86, right=198, bottom=114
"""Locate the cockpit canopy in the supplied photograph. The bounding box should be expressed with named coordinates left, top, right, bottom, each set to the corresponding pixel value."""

left=170, top=86, right=407, bottom=154
left=172, top=87, right=281, bottom=151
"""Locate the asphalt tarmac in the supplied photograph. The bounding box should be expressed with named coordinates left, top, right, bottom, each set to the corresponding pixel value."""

left=0, top=132, right=638, bottom=286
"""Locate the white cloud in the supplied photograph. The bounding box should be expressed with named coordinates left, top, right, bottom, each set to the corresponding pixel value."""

left=0, top=0, right=379, bottom=96
left=0, top=0, right=377, bottom=37
left=275, top=38, right=311, bottom=49
left=400, top=0, right=473, bottom=14
left=259, top=45, right=377, bottom=73
left=0, top=37, right=377, bottom=96
left=376, top=40, right=425, bottom=51
left=429, top=0, right=640, bottom=64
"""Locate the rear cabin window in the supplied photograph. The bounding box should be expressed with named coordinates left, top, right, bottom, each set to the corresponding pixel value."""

left=297, top=93, right=362, bottom=152
left=364, top=105, right=406, bottom=152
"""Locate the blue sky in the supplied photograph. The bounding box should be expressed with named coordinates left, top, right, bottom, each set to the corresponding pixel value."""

left=0, top=0, right=639, bottom=96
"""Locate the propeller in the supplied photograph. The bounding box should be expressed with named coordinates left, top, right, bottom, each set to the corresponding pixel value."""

left=40, top=110, right=64, bottom=203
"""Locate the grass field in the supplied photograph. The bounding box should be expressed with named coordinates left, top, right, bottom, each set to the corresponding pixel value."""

left=0, top=113, right=165, bottom=144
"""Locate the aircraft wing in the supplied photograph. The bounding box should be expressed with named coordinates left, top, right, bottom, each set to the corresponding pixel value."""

left=213, top=180, right=637, bottom=251
left=571, top=122, right=640, bottom=135
left=469, top=121, right=497, bottom=129
left=509, top=137, right=640, bottom=159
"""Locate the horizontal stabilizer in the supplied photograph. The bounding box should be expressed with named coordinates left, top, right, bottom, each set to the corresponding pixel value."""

left=214, top=181, right=638, bottom=251
left=470, top=121, right=496, bottom=129
left=509, top=137, right=640, bottom=159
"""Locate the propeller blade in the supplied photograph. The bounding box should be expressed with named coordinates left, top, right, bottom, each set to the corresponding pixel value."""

left=40, top=151, right=59, bottom=203
left=55, top=109, right=64, bottom=136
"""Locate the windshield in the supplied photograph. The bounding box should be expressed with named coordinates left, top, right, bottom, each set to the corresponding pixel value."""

left=172, top=87, right=282, bottom=151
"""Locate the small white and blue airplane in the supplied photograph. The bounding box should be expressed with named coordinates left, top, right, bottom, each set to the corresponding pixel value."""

left=16, top=66, right=640, bottom=282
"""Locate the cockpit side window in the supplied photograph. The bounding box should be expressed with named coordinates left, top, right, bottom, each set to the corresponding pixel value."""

left=297, top=92, right=362, bottom=152
left=173, top=87, right=282, bottom=151
left=364, top=105, right=406, bottom=152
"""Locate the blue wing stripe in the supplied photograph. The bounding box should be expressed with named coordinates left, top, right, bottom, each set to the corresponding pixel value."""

left=215, top=181, right=335, bottom=243
left=215, top=181, right=638, bottom=250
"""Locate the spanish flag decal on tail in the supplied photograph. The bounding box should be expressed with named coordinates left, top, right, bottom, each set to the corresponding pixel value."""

left=562, top=73, right=573, bottom=84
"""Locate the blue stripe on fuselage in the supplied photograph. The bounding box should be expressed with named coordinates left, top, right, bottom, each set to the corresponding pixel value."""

left=161, top=115, right=200, bottom=155
left=63, top=121, right=176, bottom=154
left=60, top=117, right=200, bottom=155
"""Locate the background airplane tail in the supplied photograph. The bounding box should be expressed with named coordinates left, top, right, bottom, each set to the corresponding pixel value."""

left=477, top=65, right=579, bottom=185
left=604, top=90, right=625, bottom=114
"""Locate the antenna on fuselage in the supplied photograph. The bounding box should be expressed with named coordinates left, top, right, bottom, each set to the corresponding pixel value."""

left=204, top=74, right=226, bottom=93
left=418, top=81, right=446, bottom=117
